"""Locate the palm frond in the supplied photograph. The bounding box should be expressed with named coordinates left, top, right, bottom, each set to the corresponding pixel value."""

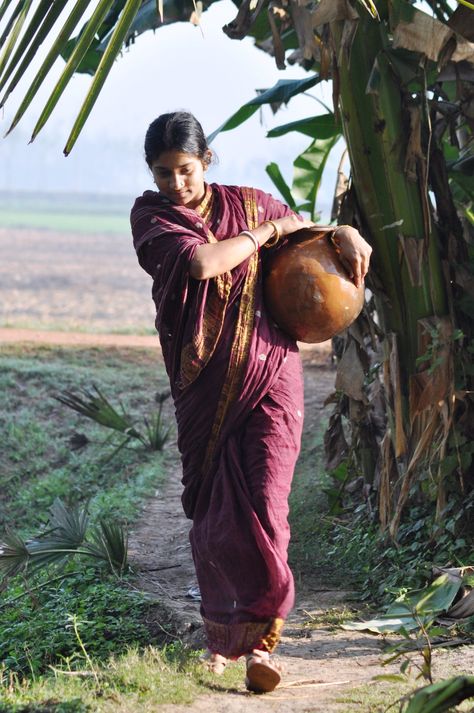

left=0, top=498, right=129, bottom=583
left=0, top=528, right=30, bottom=578
left=3, top=0, right=94, bottom=127
left=86, top=519, right=128, bottom=575
left=64, top=0, right=142, bottom=154
left=55, top=385, right=143, bottom=442
left=30, top=0, right=116, bottom=141
left=0, top=0, right=33, bottom=76
left=0, top=0, right=68, bottom=99
left=0, top=0, right=14, bottom=26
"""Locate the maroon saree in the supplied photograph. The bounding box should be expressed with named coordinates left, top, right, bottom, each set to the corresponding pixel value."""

left=131, top=183, right=304, bottom=657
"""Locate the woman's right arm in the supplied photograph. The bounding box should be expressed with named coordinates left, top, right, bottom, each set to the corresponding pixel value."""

left=190, top=214, right=312, bottom=280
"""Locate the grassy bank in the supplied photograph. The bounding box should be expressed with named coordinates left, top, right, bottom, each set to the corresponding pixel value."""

left=0, top=345, right=249, bottom=710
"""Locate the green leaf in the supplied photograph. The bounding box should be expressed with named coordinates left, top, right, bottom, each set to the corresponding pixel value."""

left=63, top=0, right=143, bottom=154
left=0, top=0, right=33, bottom=78
left=265, top=162, right=297, bottom=210
left=30, top=0, right=117, bottom=142
left=0, top=0, right=53, bottom=90
left=60, top=0, right=127, bottom=75
left=0, top=0, right=14, bottom=26
left=0, top=0, right=68, bottom=99
left=267, top=113, right=342, bottom=140
left=292, top=134, right=339, bottom=220
left=343, top=575, right=462, bottom=634
left=207, top=74, right=322, bottom=143
left=404, top=676, right=474, bottom=713
left=4, top=0, right=94, bottom=132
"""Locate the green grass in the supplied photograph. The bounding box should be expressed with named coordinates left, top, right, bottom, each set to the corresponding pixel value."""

left=0, top=344, right=171, bottom=532
left=0, top=191, right=132, bottom=235
left=0, top=344, right=251, bottom=710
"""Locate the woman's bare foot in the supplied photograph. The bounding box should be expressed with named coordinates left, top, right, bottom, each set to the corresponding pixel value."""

left=199, top=650, right=228, bottom=675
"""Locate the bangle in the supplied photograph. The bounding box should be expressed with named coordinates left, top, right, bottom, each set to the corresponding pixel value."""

left=240, top=230, right=259, bottom=253
left=330, top=224, right=352, bottom=253
left=261, top=220, right=281, bottom=248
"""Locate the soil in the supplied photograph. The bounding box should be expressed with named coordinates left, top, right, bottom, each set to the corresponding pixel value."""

left=2, top=227, right=474, bottom=711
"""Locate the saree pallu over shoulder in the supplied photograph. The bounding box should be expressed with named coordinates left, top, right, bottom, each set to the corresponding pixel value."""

left=201, top=186, right=260, bottom=475
left=131, top=190, right=233, bottom=390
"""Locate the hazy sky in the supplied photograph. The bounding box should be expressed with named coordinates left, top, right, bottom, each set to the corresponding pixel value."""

left=0, top=0, right=344, bottom=216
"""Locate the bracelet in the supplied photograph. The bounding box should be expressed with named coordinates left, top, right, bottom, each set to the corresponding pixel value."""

left=261, top=220, right=281, bottom=249
left=240, top=230, right=259, bottom=253
left=330, top=224, right=352, bottom=254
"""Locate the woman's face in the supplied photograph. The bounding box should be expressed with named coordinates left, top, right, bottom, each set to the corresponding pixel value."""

left=150, top=150, right=208, bottom=209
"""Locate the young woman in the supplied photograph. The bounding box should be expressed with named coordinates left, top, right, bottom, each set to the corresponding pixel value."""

left=131, top=111, right=371, bottom=693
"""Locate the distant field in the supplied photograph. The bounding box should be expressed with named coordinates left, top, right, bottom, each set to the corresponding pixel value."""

left=0, top=190, right=134, bottom=234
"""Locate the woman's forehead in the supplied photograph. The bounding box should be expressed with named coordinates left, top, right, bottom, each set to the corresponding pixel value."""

left=152, top=150, right=199, bottom=169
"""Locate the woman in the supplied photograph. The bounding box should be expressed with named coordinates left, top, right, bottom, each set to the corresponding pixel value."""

left=131, top=111, right=371, bottom=693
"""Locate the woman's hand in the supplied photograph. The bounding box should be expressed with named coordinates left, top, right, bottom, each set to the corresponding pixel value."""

left=271, top=214, right=313, bottom=239
left=332, top=225, right=372, bottom=288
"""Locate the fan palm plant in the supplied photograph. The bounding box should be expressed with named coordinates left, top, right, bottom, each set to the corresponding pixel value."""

left=0, top=497, right=129, bottom=581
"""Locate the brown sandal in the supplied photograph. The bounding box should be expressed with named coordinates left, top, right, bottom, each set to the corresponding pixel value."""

left=245, top=652, right=281, bottom=693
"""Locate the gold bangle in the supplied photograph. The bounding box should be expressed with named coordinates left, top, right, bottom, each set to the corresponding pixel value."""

left=330, top=224, right=352, bottom=253
left=261, top=220, right=281, bottom=248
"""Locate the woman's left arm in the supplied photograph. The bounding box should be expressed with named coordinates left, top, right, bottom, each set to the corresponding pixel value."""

left=330, top=225, right=372, bottom=288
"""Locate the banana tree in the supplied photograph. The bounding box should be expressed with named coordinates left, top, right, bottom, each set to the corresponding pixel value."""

left=1, top=0, right=473, bottom=538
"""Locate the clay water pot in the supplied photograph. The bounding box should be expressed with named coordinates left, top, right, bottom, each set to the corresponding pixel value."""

left=264, top=227, right=365, bottom=343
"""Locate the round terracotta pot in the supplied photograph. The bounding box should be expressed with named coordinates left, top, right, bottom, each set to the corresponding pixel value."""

left=264, top=227, right=365, bottom=343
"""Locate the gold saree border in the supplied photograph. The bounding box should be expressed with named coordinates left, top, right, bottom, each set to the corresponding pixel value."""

left=203, top=617, right=284, bottom=657
left=179, top=185, right=232, bottom=388
left=201, top=187, right=260, bottom=474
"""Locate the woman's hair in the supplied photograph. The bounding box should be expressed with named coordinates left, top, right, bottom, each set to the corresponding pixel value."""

left=144, top=112, right=210, bottom=167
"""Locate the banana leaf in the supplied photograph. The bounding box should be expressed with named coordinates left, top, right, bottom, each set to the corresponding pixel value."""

left=267, top=112, right=341, bottom=140
left=207, top=74, right=322, bottom=144
left=343, top=574, right=462, bottom=634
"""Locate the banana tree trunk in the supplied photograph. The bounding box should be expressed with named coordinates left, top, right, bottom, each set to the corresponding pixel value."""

left=329, top=2, right=453, bottom=533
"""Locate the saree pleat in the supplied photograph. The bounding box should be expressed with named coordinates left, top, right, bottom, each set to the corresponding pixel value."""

left=131, top=183, right=304, bottom=658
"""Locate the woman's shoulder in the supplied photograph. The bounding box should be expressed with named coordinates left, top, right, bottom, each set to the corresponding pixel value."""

left=131, top=189, right=161, bottom=215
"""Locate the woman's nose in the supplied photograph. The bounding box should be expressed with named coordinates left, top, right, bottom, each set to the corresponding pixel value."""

left=170, top=174, right=184, bottom=190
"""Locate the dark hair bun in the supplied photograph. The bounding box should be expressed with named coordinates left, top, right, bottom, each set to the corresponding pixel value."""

left=144, top=112, right=209, bottom=167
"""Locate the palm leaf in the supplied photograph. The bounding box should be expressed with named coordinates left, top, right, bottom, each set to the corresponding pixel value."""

left=0, top=0, right=53, bottom=87
left=0, top=0, right=23, bottom=48
left=0, top=0, right=14, bottom=26
left=4, top=0, right=94, bottom=130
left=86, top=519, right=128, bottom=574
left=0, top=0, right=33, bottom=77
left=55, top=385, right=143, bottom=441
left=0, top=528, right=30, bottom=578
left=29, top=0, right=116, bottom=142
left=0, top=0, right=68, bottom=99
left=64, top=0, right=142, bottom=155
left=0, top=498, right=129, bottom=581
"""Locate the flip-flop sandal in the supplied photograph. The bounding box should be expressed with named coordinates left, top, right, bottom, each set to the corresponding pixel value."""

left=199, top=650, right=228, bottom=675
left=245, top=654, right=281, bottom=693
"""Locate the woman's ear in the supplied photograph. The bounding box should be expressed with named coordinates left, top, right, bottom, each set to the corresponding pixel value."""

left=203, top=149, right=213, bottom=170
